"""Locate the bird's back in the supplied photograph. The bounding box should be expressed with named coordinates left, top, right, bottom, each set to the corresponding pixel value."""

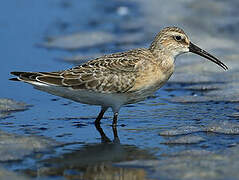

left=11, top=48, right=157, bottom=92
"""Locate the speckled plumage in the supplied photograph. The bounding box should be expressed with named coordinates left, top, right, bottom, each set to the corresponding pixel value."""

left=10, top=27, right=228, bottom=126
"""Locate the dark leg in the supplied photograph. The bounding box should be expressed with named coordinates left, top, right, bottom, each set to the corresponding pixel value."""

left=94, top=122, right=111, bottom=143
left=95, top=107, right=108, bottom=125
left=112, top=125, right=120, bottom=143
left=112, top=110, right=120, bottom=142
left=112, top=112, right=118, bottom=127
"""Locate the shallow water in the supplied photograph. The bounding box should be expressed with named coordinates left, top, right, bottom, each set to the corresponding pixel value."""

left=1, top=0, right=239, bottom=179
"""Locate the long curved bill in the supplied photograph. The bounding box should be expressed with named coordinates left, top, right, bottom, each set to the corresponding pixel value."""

left=189, top=42, right=228, bottom=70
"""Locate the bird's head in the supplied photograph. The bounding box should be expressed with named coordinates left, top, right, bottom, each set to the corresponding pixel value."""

left=149, top=27, right=228, bottom=70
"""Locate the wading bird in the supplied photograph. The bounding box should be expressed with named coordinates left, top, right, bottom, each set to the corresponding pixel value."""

left=10, top=27, right=228, bottom=126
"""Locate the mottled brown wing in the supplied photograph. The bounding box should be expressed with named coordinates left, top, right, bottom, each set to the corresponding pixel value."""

left=10, top=71, right=65, bottom=85
left=36, top=49, right=149, bottom=93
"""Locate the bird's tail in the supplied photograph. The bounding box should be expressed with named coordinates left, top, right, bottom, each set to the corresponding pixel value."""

left=10, top=71, right=40, bottom=82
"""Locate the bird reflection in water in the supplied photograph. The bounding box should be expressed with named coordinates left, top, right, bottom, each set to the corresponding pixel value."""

left=20, top=124, right=154, bottom=179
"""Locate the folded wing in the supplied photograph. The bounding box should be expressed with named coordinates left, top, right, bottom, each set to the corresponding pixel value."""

left=11, top=49, right=149, bottom=93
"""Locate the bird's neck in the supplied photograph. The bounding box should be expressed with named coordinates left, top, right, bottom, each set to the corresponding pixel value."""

left=149, top=42, right=175, bottom=59
left=149, top=47, right=175, bottom=74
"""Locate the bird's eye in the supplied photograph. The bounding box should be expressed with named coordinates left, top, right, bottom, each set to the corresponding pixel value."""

left=174, top=35, right=182, bottom=41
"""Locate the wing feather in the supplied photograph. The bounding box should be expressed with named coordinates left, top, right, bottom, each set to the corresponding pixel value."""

left=11, top=48, right=152, bottom=93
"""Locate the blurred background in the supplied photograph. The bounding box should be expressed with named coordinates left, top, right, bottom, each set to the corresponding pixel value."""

left=1, top=0, right=239, bottom=179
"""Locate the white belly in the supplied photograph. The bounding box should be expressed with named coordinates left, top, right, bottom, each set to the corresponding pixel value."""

left=35, top=85, right=128, bottom=109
